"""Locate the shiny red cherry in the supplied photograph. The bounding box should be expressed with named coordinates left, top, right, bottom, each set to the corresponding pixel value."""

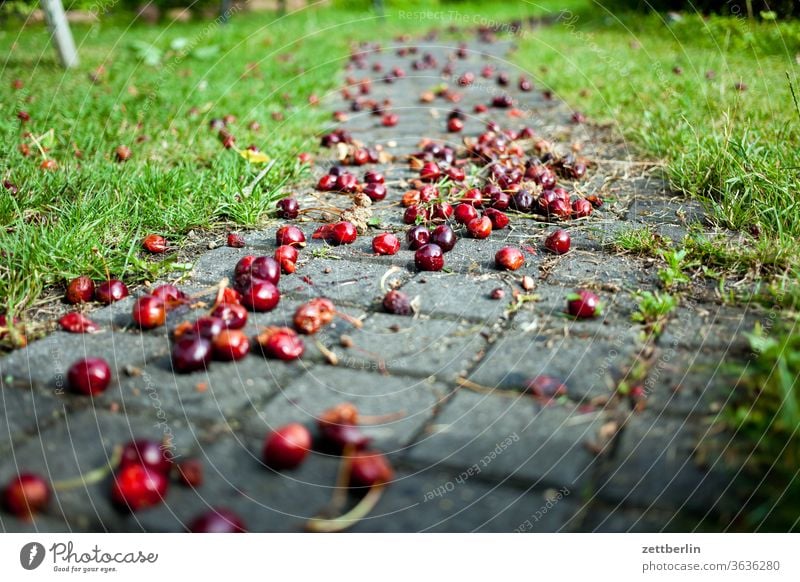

left=262, top=423, right=312, bottom=470
left=67, top=357, right=111, bottom=395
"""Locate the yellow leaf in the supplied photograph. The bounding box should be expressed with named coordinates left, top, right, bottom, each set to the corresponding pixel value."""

left=238, top=149, right=270, bottom=164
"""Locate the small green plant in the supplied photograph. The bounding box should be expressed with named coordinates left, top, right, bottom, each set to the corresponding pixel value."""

left=722, top=324, right=800, bottom=531
left=658, top=249, right=697, bottom=289
left=612, top=227, right=667, bottom=256
left=631, top=291, right=678, bottom=336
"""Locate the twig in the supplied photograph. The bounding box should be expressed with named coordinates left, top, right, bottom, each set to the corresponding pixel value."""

left=242, top=159, right=276, bottom=198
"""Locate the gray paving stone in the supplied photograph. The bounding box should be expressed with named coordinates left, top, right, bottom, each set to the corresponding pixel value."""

left=468, top=330, right=643, bottom=401
left=399, top=271, right=511, bottom=323
left=409, top=388, right=605, bottom=490
left=341, top=313, right=488, bottom=381
left=595, top=414, right=732, bottom=514
left=0, top=378, right=66, bottom=451
left=659, top=302, right=762, bottom=353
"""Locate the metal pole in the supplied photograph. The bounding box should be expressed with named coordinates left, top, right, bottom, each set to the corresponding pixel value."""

left=41, top=0, right=79, bottom=68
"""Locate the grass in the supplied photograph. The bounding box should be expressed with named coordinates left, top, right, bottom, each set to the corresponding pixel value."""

left=511, top=3, right=800, bottom=273
left=611, top=225, right=668, bottom=255
left=631, top=290, right=677, bottom=336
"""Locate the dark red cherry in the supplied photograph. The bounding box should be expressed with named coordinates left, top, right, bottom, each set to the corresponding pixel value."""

left=372, top=233, right=400, bottom=255
left=95, top=279, right=129, bottom=304
left=430, top=224, right=456, bottom=252
left=262, top=423, right=312, bottom=470
left=406, top=226, right=430, bottom=250
left=189, top=508, right=246, bottom=533
left=132, top=296, right=166, bottom=329
left=65, top=276, right=95, bottom=304
left=210, top=302, right=248, bottom=329
left=119, top=440, right=172, bottom=475
left=111, top=464, right=169, bottom=512
left=241, top=280, right=280, bottom=312
left=171, top=335, right=212, bottom=373
left=414, top=244, right=444, bottom=271
left=68, top=357, right=111, bottom=395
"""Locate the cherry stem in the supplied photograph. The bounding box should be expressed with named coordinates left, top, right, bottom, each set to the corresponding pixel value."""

left=456, top=377, right=518, bottom=399
left=334, top=311, right=363, bottom=329
left=314, top=339, right=339, bottom=366
left=51, top=445, right=123, bottom=492
left=305, top=484, right=385, bottom=533
left=329, top=444, right=355, bottom=511
left=359, top=410, right=406, bottom=424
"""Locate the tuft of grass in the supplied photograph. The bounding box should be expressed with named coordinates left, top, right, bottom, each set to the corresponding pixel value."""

left=631, top=290, right=678, bottom=336
left=657, top=248, right=696, bottom=289
left=612, top=226, right=668, bottom=256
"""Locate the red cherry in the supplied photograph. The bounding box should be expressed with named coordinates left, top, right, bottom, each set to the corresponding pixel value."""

left=59, top=312, right=100, bottom=333
left=406, top=225, right=431, bottom=250
left=212, top=329, right=250, bottom=361
left=461, top=188, right=484, bottom=207
left=381, top=113, right=398, bottom=127
left=142, top=234, right=168, bottom=253
left=317, top=174, right=337, bottom=191
left=227, top=233, right=246, bottom=248
left=262, top=423, right=312, bottom=470
left=2, top=473, right=49, bottom=518
left=67, top=357, right=111, bottom=395
left=363, top=171, right=384, bottom=184
left=403, top=205, right=429, bottom=225
left=95, top=279, right=129, bottom=304
left=255, top=327, right=304, bottom=360
left=132, top=296, right=166, bottom=329
left=419, top=162, right=441, bottom=182
left=383, top=290, right=412, bottom=315
left=363, top=182, right=387, bottom=201
left=572, top=198, right=593, bottom=218
left=447, top=117, right=464, bottom=132
left=567, top=290, right=601, bottom=319
left=495, top=246, right=525, bottom=271
left=176, top=459, right=204, bottom=488
left=191, top=316, right=225, bottom=339
left=189, top=508, right=246, bottom=533
left=414, top=243, right=444, bottom=271
left=241, top=280, right=280, bottom=312
left=119, top=440, right=172, bottom=475
left=524, top=375, right=567, bottom=400
left=466, top=216, right=492, bottom=239
left=329, top=221, right=358, bottom=245
left=372, top=233, right=400, bottom=255
left=65, top=276, right=95, bottom=304
left=210, top=302, right=248, bottom=329
left=431, top=202, right=453, bottom=221
left=274, top=245, right=299, bottom=264
left=111, top=464, right=169, bottom=512
left=430, top=224, right=457, bottom=252
left=454, top=203, right=478, bottom=224
left=276, top=197, right=300, bottom=219
left=349, top=451, right=394, bottom=488
left=545, top=229, right=571, bottom=254
left=335, top=173, right=358, bottom=193
left=483, top=208, right=509, bottom=230
left=275, top=225, right=306, bottom=247
left=172, top=335, right=212, bottom=373
left=151, top=284, right=189, bottom=307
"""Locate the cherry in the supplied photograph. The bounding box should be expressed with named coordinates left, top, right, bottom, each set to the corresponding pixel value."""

left=210, top=302, right=248, bottom=329
left=142, top=234, right=168, bottom=253
left=349, top=451, right=394, bottom=488
left=172, top=335, right=212, bottom=373
left=255, top=327, right=304, bottom=360
left=120, top=440, right=172, bottom=475
left=40, top=159, right=57, bottom=171
left=95, top=279, right=129, bottom=304
left=275, top=225, right=306, bottom=247
left=454, top=203, right=478, bottom=224
left=274, top=245, right=299, bottom=265
left=68, top=357, right=111, bottom=395
left=115, top=145, right=131, bottom=162
left=383, top=290, right=412, bottom=315
left=419, top=162, right=441, bottom=182
left=567, top=290, right=601, bottom=319
left=335, top=173, right=358, bottom=193
left=262, top=423, right=312, bottom=470
left=447, top=118, right=464, bottom=132
left=3, top=180, right=18, bottom=195
left=329, top=221, right=358, bottom=245
left=491, top=94, right=513, bottom=108
left=227, top=233, right=246, bottom=248
left=132, top=296, right=166, bottom=329
left=548, top=198, right=572, bottom=219
left=381, top=113, right=399, bottom=127
left=59, top=312, right=100, bottom=333
left=483, top=208, right=509, bottom=230
left=519, top=77, right=533, bottom=91
left=111, top=463, right=169, bottom=512
left=293, top=301, right=328, bottom=335
left=249, top=256, right=281, bottom=285
left=218, top=287, right=242, bottom=305
left=490, top=288, right=505, bottom=300
left=191, top=316, right=225, bottom=339
left=151, top=284, right=188, bottom=306
left=189, top=508, right=246, bottom=533
left=241, top=280, right=280, bottom=312
left=372, top=233, right=400, bottom=255
left=446, top=167, right=466, bottom=182
left=65, top=276, right=95, bottom=304
left=212, top=329, right=250, bottom=361
left=431, top=202, right=453, bottom=221
left=406, top=225, right=430, bottom=250
left=524, top=375, right=567, bottom=400
left=414, top=244, right=444, bottom=271
left=460, top=188, right=484, bottom=208
left=511, top=190, right=534, bottom=212
left=2, top=473, right=49, bottom=518
left=430, top=224, right=456, bottom=252
left=545, top=229, right=571, bottom=254
left=364, top=171, right=384, bottom=184
left=490, top=190, right=511, bottom=210
left=495, top=247, right=525, bottom=271
left=317, top=174, right=337, bottom=191
left=363, top=182, right=387, bottom=201
left=466, top=216, right=492, bottom=239
left=407, top=202, right=432, bottom=224
left=496, top=72, right=510, bottom=86
left=176, top=458, right=204, bottom=488
left=572, top=198, right=593, bottom=218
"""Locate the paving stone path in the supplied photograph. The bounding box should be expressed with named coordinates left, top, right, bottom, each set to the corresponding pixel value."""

left=0, top=32, right=759, bottom=532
